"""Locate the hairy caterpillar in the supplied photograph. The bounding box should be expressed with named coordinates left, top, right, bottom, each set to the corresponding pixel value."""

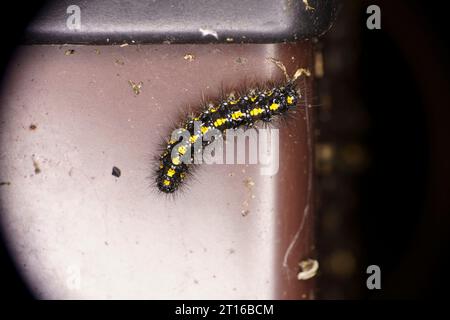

left=155, top=59, right=310, bottom=193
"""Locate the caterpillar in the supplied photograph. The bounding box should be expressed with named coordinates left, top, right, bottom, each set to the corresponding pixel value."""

left=155, top=59, right=310, bottom=194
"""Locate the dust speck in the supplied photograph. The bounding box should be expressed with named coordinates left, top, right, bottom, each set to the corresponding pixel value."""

left=128, top=80, right=143, bottom=95
left=241, top=209, right=250, bottom=217
left=112, top=166, right=121, bottom=178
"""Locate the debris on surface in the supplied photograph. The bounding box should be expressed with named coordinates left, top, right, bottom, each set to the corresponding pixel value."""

left=241, top=209, right=250, bottom=217
left=64, top=49, right=75, bottom=56
left=183, top=53, right=195, bottom=62
left=94, top=48, right=101, bottom=55
left=303, top=0, right=315, bottom=11
left=0, top=181, right=11, bottom=186
left=128, top=80, right=143, bottom=95
left=235, top=57, right=247, bottom=64
left=243, top=177, right=255, bottom=189
left=29, top=124, right=37, bottom=131
left=120, top=43, right=129, bottom=48
left=241, top=177, right=255, bottom=217
left=112, top=166, right=121, bottom=178
left=297, top=258, right=319, bottom=280
left=32, top=158, right=41, bottom=174
left=115, top=58, right=125, bottom=66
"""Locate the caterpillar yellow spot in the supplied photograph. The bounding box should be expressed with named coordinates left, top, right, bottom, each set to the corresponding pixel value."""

left=250, top=96, right=257, bottom=102
left=266, top=90, right=273, bottom=96
left=172, top=156, right=181, bottom=165
left=229, top=100, right=238, bottom=105
left=189, top=135, right=199, bottom=143
left=178, top=145, right=187, bottom=155
left=167, top=168, right=176, bottom=177
left=200, top=126, right=209, bottom=134
left=214, top=118, right=227, bottom=127
left=163, top=179, right=171, bottom=186
left=250, top=108, right=264, bottom=116
left=231, top=110, right=244, bottom=120
left=269, top=103, right=280, bottom=111
left=287, top=96, right=294, bottom=104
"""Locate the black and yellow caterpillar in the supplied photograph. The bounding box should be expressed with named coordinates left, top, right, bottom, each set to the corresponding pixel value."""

left=155, top=59, right=310, bottom=193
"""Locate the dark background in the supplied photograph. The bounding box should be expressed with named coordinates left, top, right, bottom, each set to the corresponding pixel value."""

left=360, top=0, right=450, bottom=298
left=0, top=0, right=449, bottom=299
left=0, top=2, right=44, bottom=300
left=315, top=0, right=450, bottom=299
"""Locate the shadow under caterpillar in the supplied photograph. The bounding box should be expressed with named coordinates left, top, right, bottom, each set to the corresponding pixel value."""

left=154, top=58, right=310, bottom=194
